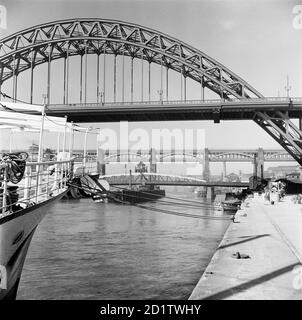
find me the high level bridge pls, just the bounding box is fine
[1,19,302,164]
[85,148,295,180]
[98,148,295,163]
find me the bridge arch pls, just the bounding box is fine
[210,152,255,161]
[0,18,263,101]
[105,151,150,162]
[160,151,201,162]
[1,19,302,164]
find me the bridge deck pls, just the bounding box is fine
[46,98,302,122]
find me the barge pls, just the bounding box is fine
[111,186,166,203]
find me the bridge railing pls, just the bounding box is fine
[48,97,302,109]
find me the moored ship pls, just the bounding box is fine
[109,161,166,203]
[0,101,75,300]
[111,185,166,203]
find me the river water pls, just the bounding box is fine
[17,187,230,300]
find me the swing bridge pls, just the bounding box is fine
[99,173,249,188]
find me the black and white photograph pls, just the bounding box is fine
[0,0,301,312]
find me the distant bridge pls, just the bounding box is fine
[94,148,295,163]
[74,147,296,181]
[100,173,249,188]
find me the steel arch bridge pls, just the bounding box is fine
[103,150,203,163]
[0,18,262,100]
[1,18,302,164]
[96,148,294,163]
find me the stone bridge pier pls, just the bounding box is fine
[149,148,157,174]
[97,148,106,175]
[256,148,264,180]
[202,148,213,199]
[202,148,210,181]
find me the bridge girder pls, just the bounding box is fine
[254,111,302,164]
[103,150,203,162]
[100,173,248,187]
[208,151,255,162]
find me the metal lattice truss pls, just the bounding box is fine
[105,152,150,163]
[254,111,302,164]
[208,149,294,162]
[101,148,294,163]
[104,151,202,163]
[208,151,255,162]
[263,149,295,161]
[0,18,262,99]
[100,172,206,185]
[100,173,248,187]
[0,18,302,163]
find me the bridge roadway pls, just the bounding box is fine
[46,97,302,122]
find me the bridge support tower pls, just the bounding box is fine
[202,148,212,199]
[202,148,210,181]
[253,154,257,178]
[257,148,264,180]
[222,162,227,181]
[97,148,106,176]
[149,148,157,190]
[149,148,157,174]
[206,187,215,200]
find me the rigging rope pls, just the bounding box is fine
[110,195,231,221]
[0,152,28,184]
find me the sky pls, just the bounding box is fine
[0,0,301,174]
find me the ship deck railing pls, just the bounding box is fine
[0,158,74,218]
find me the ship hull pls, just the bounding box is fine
[0,191,67,300]
[112,189,166,203]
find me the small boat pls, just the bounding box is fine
[214,202,223,211]
[213,194,226,211]
[221,200,241,213]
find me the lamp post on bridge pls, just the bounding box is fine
[99,91,104,106]
[83,126,92,168]
[284,75,292,98]
[157,89,163,104]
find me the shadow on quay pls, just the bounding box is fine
[201,262,301,300]
[218,234,271,250]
